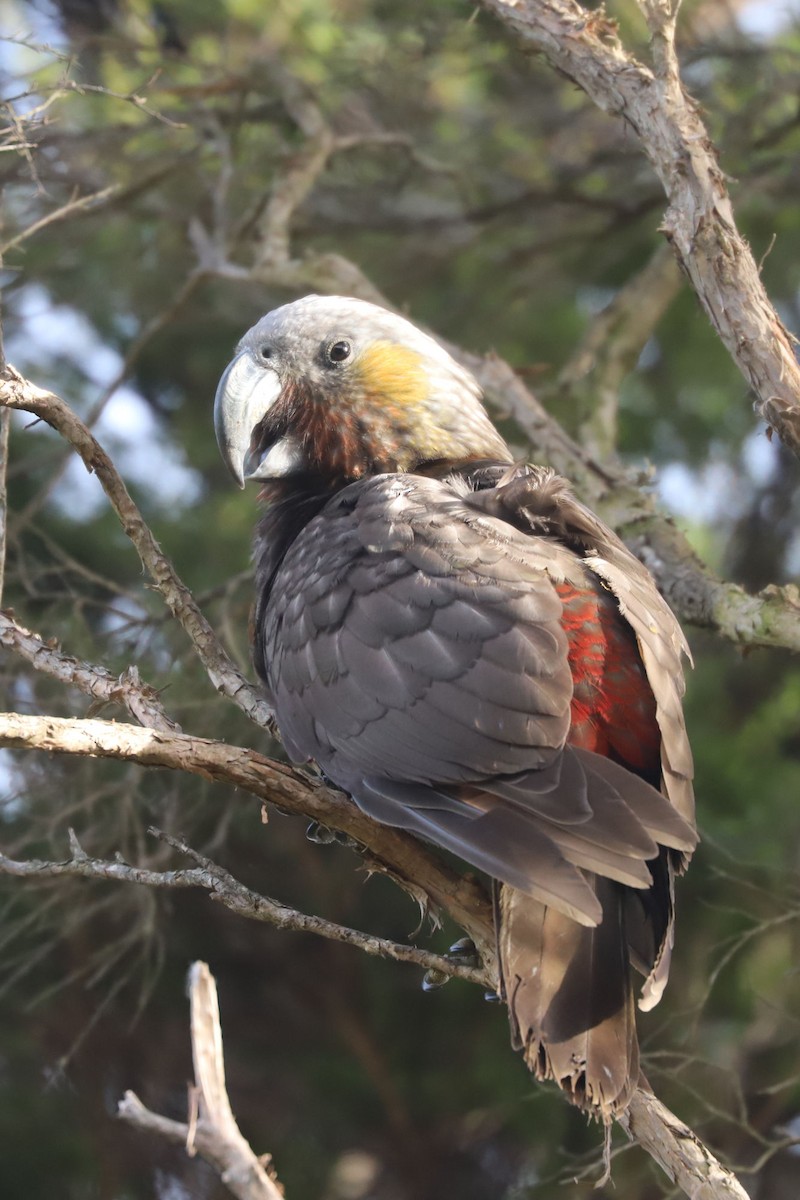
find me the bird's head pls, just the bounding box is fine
[214,295,511,488]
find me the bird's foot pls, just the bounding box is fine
[421,937,480,991]
[305,821,364,851]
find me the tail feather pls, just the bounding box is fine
[497,877,639,1119]
[625,847,678,1011]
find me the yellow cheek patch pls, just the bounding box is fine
[355,341,429,410]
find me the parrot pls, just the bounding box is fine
[213,294,697,1118]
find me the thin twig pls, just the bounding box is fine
[0,826,488,986]
[0,368,274,730]
[0,185,120,257]
[61,75,187,130]
[0,611,180,732]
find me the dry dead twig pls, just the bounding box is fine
[0,823,489,986]
[0,611,180,732]
[118,962,285,1200]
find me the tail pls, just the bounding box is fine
[496,876,639,1119]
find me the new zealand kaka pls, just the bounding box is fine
[214,295,697,1118]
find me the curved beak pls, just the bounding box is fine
[214,352,282,488]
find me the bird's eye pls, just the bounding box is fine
[327,340,351,364]
[259,346,273,361]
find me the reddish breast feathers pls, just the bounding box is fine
[555,581,661,775]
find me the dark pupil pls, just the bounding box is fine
[329,340,351,363]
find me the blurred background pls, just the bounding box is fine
[1,0,800,1196]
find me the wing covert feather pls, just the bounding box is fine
[265,474,574,787]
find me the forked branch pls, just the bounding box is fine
[118,962,285,1200]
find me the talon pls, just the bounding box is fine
[421,968,450,992]
[305,821,337,845]
[446,937,479,967]
[483,990,502,1003]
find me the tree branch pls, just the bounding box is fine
[0,825,489,986]
[0,707,762,1195]
[0,367,274,730]
[0,611,181,732]
[549,243,682,458]
[0,184,121,257]
[630,525,800,650]
[621,1090,750,1200]
[118,962,285,1200]
[0,711,496,967]
[480,0,800,458]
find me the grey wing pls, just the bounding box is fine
[466,466,696,1007]
[265,474,573,784]
[468,466,695,831]
[263,474,694,926]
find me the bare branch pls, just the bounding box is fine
[480,0,800,458]
[0,611,180,732]
[60,75,188,130]
[0,184,120,257]
[630,528,800,651]
[0,825,489,986]
[621,1089,750,1200]
[0,711,496,965]
[118,963,284,1200]
[0,367,274,730]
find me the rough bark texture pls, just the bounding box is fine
[481,0,800,458]
[622,1089,750,1200]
